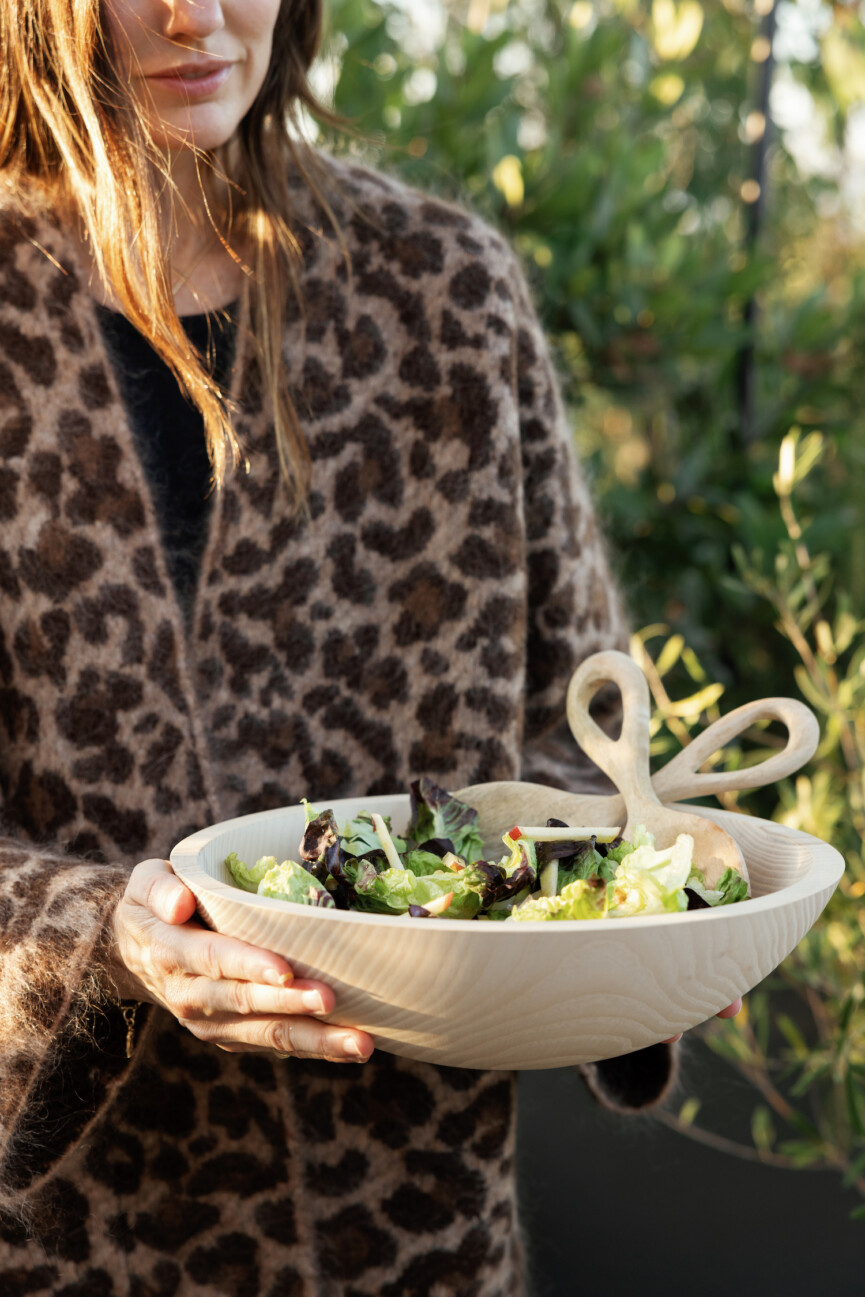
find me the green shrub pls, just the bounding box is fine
[643,434,865,1209]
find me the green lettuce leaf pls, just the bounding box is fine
[340,810,407,858]
[608,831,693,916]
[510,877,611,922]
[716,867,749,904]
[403,849,450,877]
[225,852,278,894]
[257,858,334,907]
[500,832,538,879]
[686,866,749,907]
[604,826,651,865]
[346,862,481,919]
[558,844,617,889]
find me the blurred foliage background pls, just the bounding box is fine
[311,0,865,1210]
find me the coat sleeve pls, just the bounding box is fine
[507,246,679,1113]
[0,833,147,1213]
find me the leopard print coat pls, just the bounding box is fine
[0,153,677,1296]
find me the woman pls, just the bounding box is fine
[0,0,739,1292]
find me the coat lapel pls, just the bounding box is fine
[0,211,218,863]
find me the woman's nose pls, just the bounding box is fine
[161,0,226,40]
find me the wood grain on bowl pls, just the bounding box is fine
[170,795,843,1071]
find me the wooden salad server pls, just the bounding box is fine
[457,650,819,890]
[566,650,749,887]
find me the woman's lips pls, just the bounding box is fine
[145,63,234,99]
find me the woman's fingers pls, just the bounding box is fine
[125,858,294,987]
[117,857,374,1063]
[716,998,743,1020]
[143,917,297,988]
[126,858,198,925]
[664,997,744,1043]
[186,1012,375,1062]
[170,976,336,1021]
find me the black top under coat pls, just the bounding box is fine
[95,302,238,626]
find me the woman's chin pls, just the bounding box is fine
[148,106,242,156]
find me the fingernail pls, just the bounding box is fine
[262,969,293,987]
[341,1035,366,1059]
[302,991,325,1012]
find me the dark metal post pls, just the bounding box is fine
[735,1,778,447]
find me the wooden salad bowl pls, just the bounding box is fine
[172,760,843,1070]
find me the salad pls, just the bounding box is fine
[224,778,748,921]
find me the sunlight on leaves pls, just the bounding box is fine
[650,72,686,104]
[492,154,525,206]
[651,0,704,61]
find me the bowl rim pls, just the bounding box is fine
[170,793,845,933]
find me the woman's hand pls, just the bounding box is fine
[109,858,374,1064]
[663,998,743,1045]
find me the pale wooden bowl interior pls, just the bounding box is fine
[170,794,844,1071]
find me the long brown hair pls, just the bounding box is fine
[0,0,361,508]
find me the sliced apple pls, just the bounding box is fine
[423,891,454,916]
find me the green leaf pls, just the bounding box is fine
[834,608,860,655]
[257,859,335,908]
[706,1030,757,1066]
[225,852,277,893]
[846,1072,865,1138]
[751,1106,776,1154]
[678,1097,701,1127]
[776,1014,809,1058]
[403,849,451,877]
[345,861,482,920]
[839,995,856,1037]
[655,634,685,677]
[778,1139,826,1169]
[793,431,825,487]
[793,666,831,714]
[665,683,725,717]
[680,646,708,683]
[340,811,407,859]
[842,1150,865,1190]
[787,1109,820,1139]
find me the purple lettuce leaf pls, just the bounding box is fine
[407,777,485,864]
